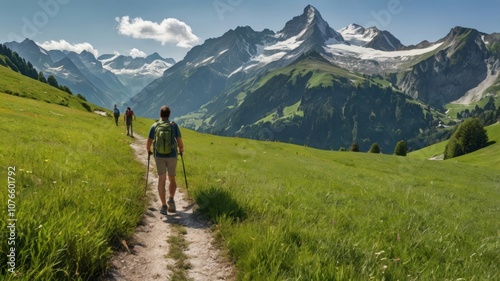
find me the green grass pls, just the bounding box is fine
[445,96,498,120]
[0,93,146,280]
[166,225,192,281]
[182,127,500,280]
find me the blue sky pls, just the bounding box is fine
[1,0,499,61]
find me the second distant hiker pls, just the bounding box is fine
[124,107,136,137]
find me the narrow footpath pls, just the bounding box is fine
[104,134,235,280]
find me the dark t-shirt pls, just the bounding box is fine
[148,120,182,158]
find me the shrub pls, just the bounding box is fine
[350,142,360,152]
[81,102,92,112]
[394,140,407,156]
[77,93,87,101]
[444,118,488,159]
[368,143,381,153]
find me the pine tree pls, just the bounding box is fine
[47,75,59,88]
[394,140,407,156]
[38,71,47,83]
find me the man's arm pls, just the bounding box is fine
[177,138,184,154]
[146,138,153,155]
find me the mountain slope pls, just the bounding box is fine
[397,27,493,107]
[186,52,434,152]
[0,61,99,111]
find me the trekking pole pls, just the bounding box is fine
[180,152,188,190]
[145,153,151,193]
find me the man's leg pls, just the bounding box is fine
[167,175,177,212]
[168,175,177,198]
[158,173,167,206]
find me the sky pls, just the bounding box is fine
[1,0,500,62]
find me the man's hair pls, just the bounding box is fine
[160,106,171,118]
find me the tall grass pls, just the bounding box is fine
[181,127,500,280]
[0,94,145,280]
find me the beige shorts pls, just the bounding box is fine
[155,156,177,176]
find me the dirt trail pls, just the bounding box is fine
[103,134,235,281]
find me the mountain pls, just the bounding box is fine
[2,39,175,108]
[195,52,434,151]
[128,5,347,118]
[98,52,175,96]
[46,56,109,105]
[396,27,497,107]
[4,39,53,71]
[126,5,499,151]
[127,26,277,117]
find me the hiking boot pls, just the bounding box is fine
[160,205,168,215]
[167,197,176,213]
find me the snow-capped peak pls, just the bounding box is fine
[339,24,380,46]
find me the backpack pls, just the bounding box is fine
[114,108,120,115]
[154,121,174,154]
[125,110,134,122]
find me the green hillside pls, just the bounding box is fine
[409,122,500,168]
[0,64,103,113]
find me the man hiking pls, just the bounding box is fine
[124,107,135,137]
[113,104,120,126]
[146,106,184,215]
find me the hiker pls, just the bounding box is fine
[123,107,135,136]
[146,106,184,215]
[113,104,120,126]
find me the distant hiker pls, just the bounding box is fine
[146,105,184,215]
[113,104,120,126]
[124,107,135,137]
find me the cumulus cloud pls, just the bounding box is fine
[129,48,147,58]
[37,39,99,57]
[116,16,200,48]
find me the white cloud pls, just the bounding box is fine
[129,48,146,58]
[115,16,200,48]
[37,39,99,57]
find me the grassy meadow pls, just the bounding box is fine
[0,93,146,280]
[182,126,500,280]
[1,66,499,280]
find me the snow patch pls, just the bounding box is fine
[324,42,443,60]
